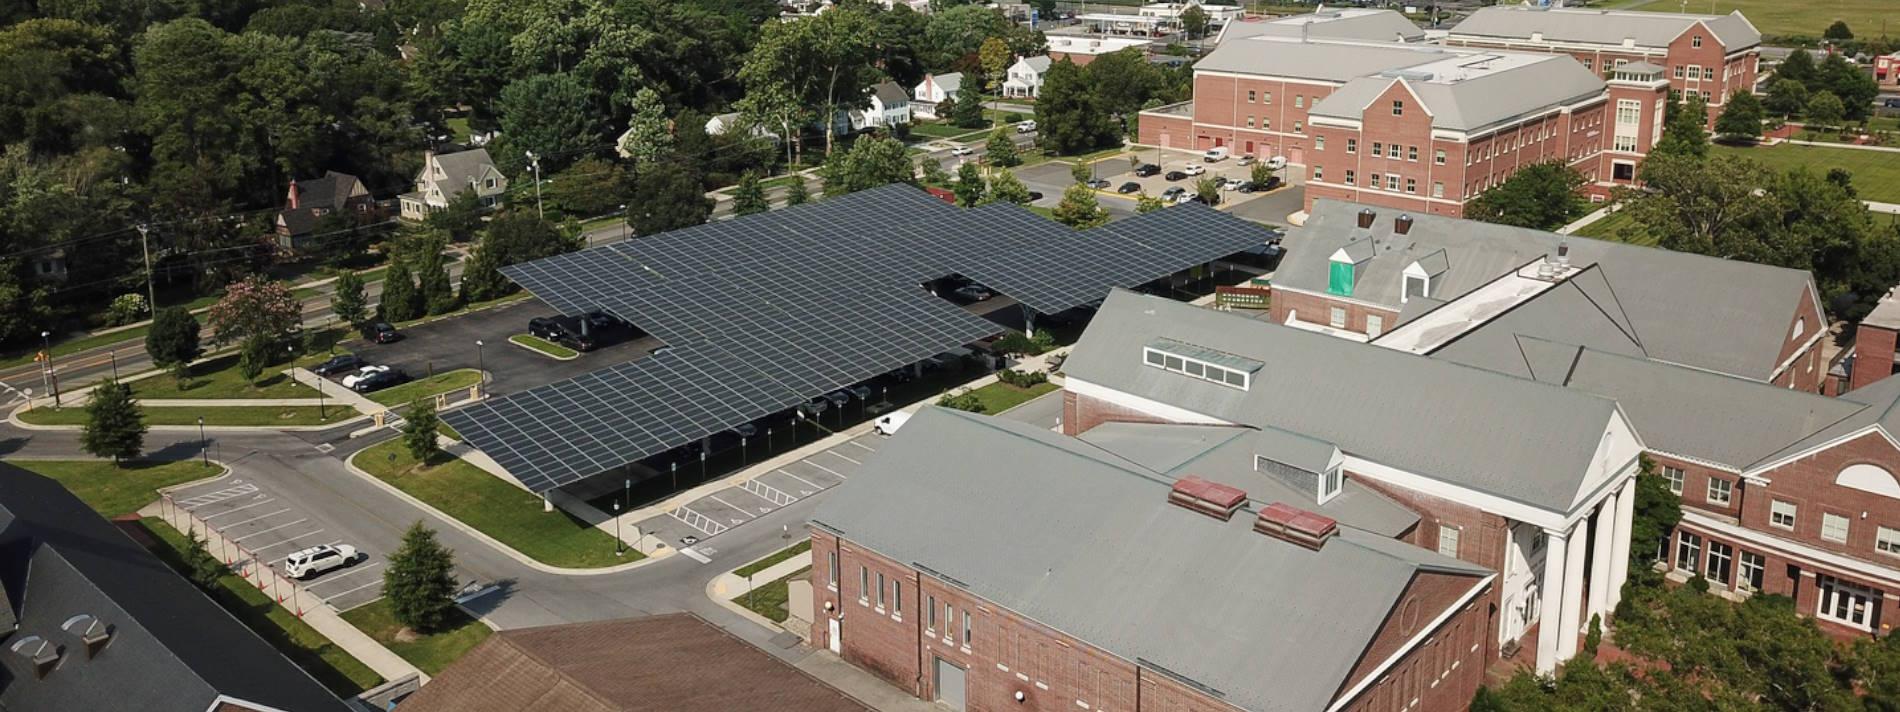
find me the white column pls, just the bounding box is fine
[1535,527,1568,674]
[1588,495,1617,624]
[1556,522,1589,663]
[1608,481,1635,609]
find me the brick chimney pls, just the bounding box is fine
[1254,502,1337,550]
[286,179,300,210]
[1851,322,1899,392]
[1169,476,1247,521]
[1394,214,1413,235]
[1356,208,1376,229]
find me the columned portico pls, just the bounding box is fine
[1535,526,1570,674]
[1608,481,1634,609]
[1533,482,1635,673]
[1587,489,1619,624]
[1556,521,1589,661]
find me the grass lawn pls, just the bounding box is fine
[911,122,990,140]
[1712,142,1900,204]
[131,354,320,400]
[20,405,352,428]
[1025,205,1057,220]
[508,334,576,359]
[367,369,483,407]
[139,519,383,695]
[446,116,471,144]
[731,566,811,623]
[735,540,811,578]
[354,439,633,568]
[9,459,223,518]
[758,174,807,191]
[340,598,491,676]
[390,292,531,330]
[967,381,1059,414]
[1608,0,1889,38]
[0,323,153,370]
[1570,208,1657,246]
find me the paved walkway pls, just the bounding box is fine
[1558,204,1616,235]
[1868,201,1900,216]
[1784,138,1900,154]
[710,552,811,598]
[286,367,383,415]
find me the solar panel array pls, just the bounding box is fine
[445,184,1275,492]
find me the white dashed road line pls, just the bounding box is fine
[231,518,310,543]
[217,508,294,529]
[803,459,849,480]
[825,450,862,466]
[200,498,277,519]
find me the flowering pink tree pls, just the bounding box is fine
[205,275,301,346]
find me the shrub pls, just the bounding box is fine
[936,391,986,413]
[105,293,148,326]
[997,369,1049,388]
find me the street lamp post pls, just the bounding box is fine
[613,502,624,557]
[475,340,486,398]
[39,330,57,407]
[524,151,545,219]
[197,416,209,466]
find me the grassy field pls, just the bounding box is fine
[19,405,351,428]
[354,439,633,568]
[968,381,1059,414]
[367,369,483,407]
[735,540,811,578]
[508,334,576,359]
[910,121,986,140]
[731,566,811,623]
[1606,0,1890,38]
[1571,208,1658,245]
[140,519,384,695]
[341,598,491,676]
[131,353,320,400]
[1712,142,1900,204]
[9,459,223,518]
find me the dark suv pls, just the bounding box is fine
[360,322,401,344]
[1133,163,1161,177]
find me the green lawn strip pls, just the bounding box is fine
[735,540,811,578]
[731,566,811,623]
[1612,0,1889,38]
[139,519,383,695]
[9,459,223,518]
[340,598,490,676]
[436,423,462,441]
[367,369,483,407]
[390,292,532,330]
[968,381,1059,414]
[910,122,987,139]
[1711,142,1900,204]
[132,353,320,400]
[1570,209,1657,246]
[446,116,471,144]
[1025,205,1056,220]
[20,405,351,428]
[508,334,576,359]
[355,439,634,568]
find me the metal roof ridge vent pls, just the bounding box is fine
[1254,502,1338,550]
[1168,475,1247,521]
[10,635,57,679]
[1394,214,1414,235]
[60,614,110,659]
[1356,208,1377,229]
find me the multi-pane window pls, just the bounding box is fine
[1313,166,1323,181]
[1142,347,1251,390]
[1246,116,1255,129]
[1315,136,1325,151]
[1437,526,1461,557]
[1372,142,1383,156]
[1386,175,1400,191]
[1329,306,1347,328]
[1434,149,1446,165]
[1247,89,1257,103]
[1393,100,1404,116]
[1293,121,1303,133]
[1770,500,1797,529]
[1706,477,1732,507]
[1344,169,1355,185]
[1738,551,1765,592]
[1706,541,1733,585]
[927,594,938,630]
[1295,95,1304,108]
[1674,65,1686,78]
[1823,513,1851,543]
[1369,173,1381,190]
[1701,67,1713,80]
[1346,138,1357,153]
[1675,531,1701,574]
[1879,527,1900,556]
[1662,465,1685,495]
[1692,35,1702,48]
[1405,178,1417,194]
[1407,146,1418,162]
[1263,91,1272,104]
[1431,181,1444,198]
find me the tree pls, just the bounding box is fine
[379,259,423,323]
[950,76,986,129]
[738,6,880,157]
[542,157,634,220]
[953,162,986,206]
[1052,183,1108,228]
[983,169,1033,205]
[784,174,810,206]
[1806,90,1845,132]
[820,136,915,196]
[920,158,951,186]
[979,37,1012,91]
[630,155,714,235]
[1651,92,1708,159]
[1194,177,1221,205]
[984,128,1021,167]
[498,72,603,173]
[936,390,986,413]
[1250,162,1274,187]
[1465,162,1588,230]
[146,307,202,388]
[1818,53,1878,121]
[417,249,458,315]
[237,334,270,384]
[1036,59,1117,155]
[617,87,673,167]
[1776,48,1817,89]
[404,397,442,462]
[462,212,576,303]
[1626,455,1680,569]
[1763,77,1809,118]
[427,189,486,244]
[1713,90,1765,143]
[1136,193,1166,214]
[80,379,143,464]
[1179,5,1209,40]
[331,270,367,327]
[732,172,769,216]
[183,530,224,589]
[383,522,458,633]
[1823,20,1853,41]
[205,275,299,347]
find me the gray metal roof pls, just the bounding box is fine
[870,81,908,106]
[1195,37,1450,83]
[1064,289,1623,512]
[428,148,499,195]
[1220,9,1425,44]
[1308,54,1605,132]
[1748,376,1900,471]
[814,407,1484,712]
[1446,6,1760,51]
[1284,200,1818,382]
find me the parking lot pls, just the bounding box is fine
[170,476,400,612]
[348,299,660,398]
[632,431,879,558]
[1098,148,1296,208]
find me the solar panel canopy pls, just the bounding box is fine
[445,184,1274,492]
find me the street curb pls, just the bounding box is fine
[6,402,372,433]
[505,335,578,361]
[339,448,666,577]
[705,548,808,634]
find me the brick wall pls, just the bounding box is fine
[1265,287,1401,338]
[1062,390,1174,437]
[1747,432,1900,564]
[1671,521,1900,638]
[1338,574,1493,712]
[1137,111,1195,150]
[1852,323,1897,393]
[1649,454,1742,520]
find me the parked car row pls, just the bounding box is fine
[312,354,410,393]
[528,314,604,352]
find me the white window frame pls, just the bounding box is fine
[1675,530,1701,574]
[1437,526,1461,558]
[1706,477,1732,507]
[1365,313,1383,339]
[1770,500,1797,530]
[1822,513,1851,543]
[1817,574,1875,630]
[1662,465,1685,495]
[1141,346,1251,391]
[1738,551,1765,592]
[1705,540,1733,585]
[1329,306,1347,329]
[1879,526,1900,557]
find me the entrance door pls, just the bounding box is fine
[1290,147,1304,166]
[828,617,841,654]
[1214,136,1225,148]
[1244,140,1255,156]
[935,657,967,711]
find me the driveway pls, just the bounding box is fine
[633,431,880,556]
[345,299,660,398]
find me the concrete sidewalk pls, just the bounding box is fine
[287,367,383,415]
[710,552,812,598]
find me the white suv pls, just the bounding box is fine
[284,544,360,580]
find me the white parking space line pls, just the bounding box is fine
[776,469,824,493]
[680,547,713,564]
[179,483,259,509]
[319,578,385,603]
[707,495,753,524]
[743,479,798,507]
[200,498,277,520]
[848,440,878,452]
[231,518,310,543]
[305,563,384,590]
[247,531,326,554]
[803,459,849,480]
[668,506,728,536]
[217,508,294,529]
[825,450,863,466]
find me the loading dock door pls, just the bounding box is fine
[935,657,967,711]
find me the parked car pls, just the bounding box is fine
[873,411,912,436]
[1265,156,1288,170]
[1175,191,1198,205]
[1203,147,1230,162]
[1086,178,1110,189]
[953,284,995,302]
[284,544,360,580]
[1182,164,1206,177]
[849,384,874,401]
[949,146,974,156]
[1885,97,1900,109]
[1133,163,1161,177]
[1193,191,1221,206]
[1016,120,1037,133]
[1164,170,1187,182]
[1027,191,1044,201]
[1160,186,1186,202]
[349,368,407,393]
[583,310,620,330]
[528,317,563,340]
[801,395,830,415]
[729,422,759,438]
[1261,176,1284,191]
[360,322,401,344]
[1117,181,1141,194]
[1237,154,1257,166]
[312,354,365,377]
[1221,177,1246,191]
[558,329,597,352]
[340,365,389,389]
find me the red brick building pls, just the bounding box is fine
[1443,6,1762,126]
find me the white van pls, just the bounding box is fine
[874,411,912,436]
[1203,147,1230,162]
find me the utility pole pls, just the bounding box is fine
[137,224,157,314]
[524,151,544,219]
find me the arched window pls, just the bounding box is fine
[1837,463,1900,499]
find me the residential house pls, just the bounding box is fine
[0,462,350,712]
[912,72,963,119]
[853,81,912,131]
[275,170,377,252]
[398,148,506,221]
[1002,56,1052,99]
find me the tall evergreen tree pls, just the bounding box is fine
[1651,93,1709,159]
[403,397,442,462]
[629,155,714,235]
[237,334,269,384]
[146,307,202,389]
[784,174,810,206]
[949,77,986,129]
[417,250,457,315]
[953,162,986,206]
[331,270,367,327]
[183,530,224,589]
[732,172,769,216]
[1713,90,1765,143]
[984,127,1020,167]
[378,259,423,322]
[1036,59,1117,155]
[383,522,458,632]
[80,379,144,465]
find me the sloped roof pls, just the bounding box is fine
[870,81,908,106]
[813,407,1486,712]
[1220,8,1425,43]
[291,171,361,211]
[426,148,499,196]
[1063,289,1622,512]
[1447,6,1760,51]
[1309,53,1605,132]
[1748,376,1900,471]
[1196,37,1449,82]
[1019,55,1053,72]
[915,72,963,98]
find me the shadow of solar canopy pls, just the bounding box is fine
[443,184,1274,492]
